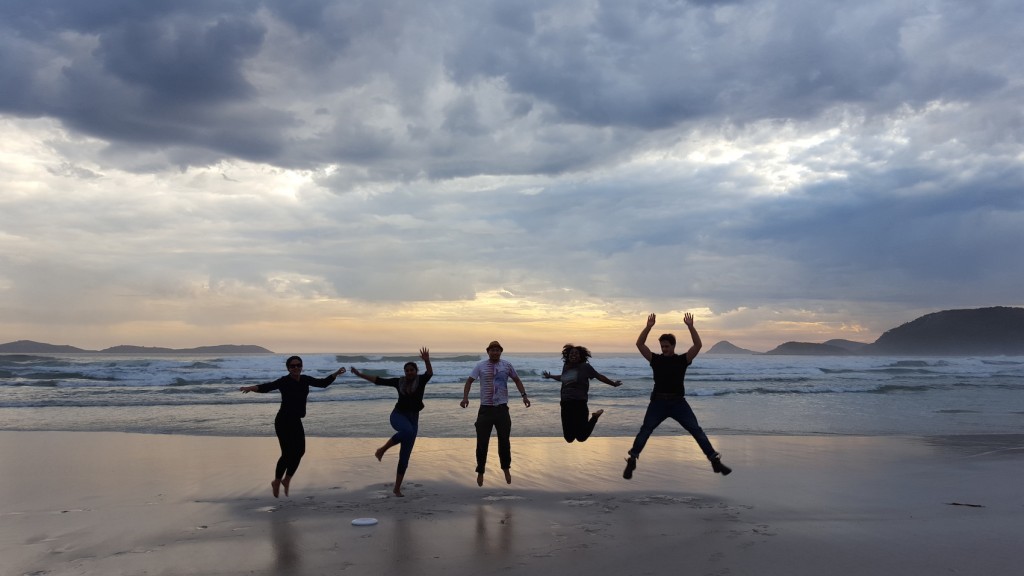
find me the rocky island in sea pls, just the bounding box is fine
[709,306,1024,356]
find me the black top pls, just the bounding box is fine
[376,373,433,413]
[256,374,337,418]
[649,353,690,398]
[558,362,600,401]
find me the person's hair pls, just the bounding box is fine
[658,334,676,346]
[403,361,418,372]
[561,343,592,363]
[285,355,303,367]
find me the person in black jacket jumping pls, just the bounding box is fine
[240,356,346,497]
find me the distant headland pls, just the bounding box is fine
[709,306,1024,356]
[4,306,1023,357]
[0,341,272,354]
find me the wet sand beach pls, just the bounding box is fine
[2,431,1021,575]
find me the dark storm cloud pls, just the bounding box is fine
[0,0,291,163]
[93,17,263,105]
[2,0,1020,177]
[445,0,1017,131]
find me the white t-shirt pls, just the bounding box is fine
[470,359,519,406]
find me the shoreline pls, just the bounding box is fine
[3,432,1022,575]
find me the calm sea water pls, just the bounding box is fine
[1,352,1022,438]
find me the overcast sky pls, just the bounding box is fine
[1,0,1021,353]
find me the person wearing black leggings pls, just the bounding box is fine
[240,356,346,497]
[541,344,622,443]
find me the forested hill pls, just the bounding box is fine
[865,307,1024,355]
[0,340,272,354]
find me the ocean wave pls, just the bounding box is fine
[0,354,53,362]
[1,380,61,387]
[887,360,950,367]
[0,356,77,368]
[874,368,942,375]
[866,384,933,393]
[514,368,547,377]
[13,371,118,382]
[163,381,235,391]
[819,367,939,375]
[689,375,812,383]
[688,382,937,396]
[951,380,1024,391]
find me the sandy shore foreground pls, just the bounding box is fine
[2,431,1021,576]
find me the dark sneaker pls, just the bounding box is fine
[711,454,732,476]
[623,456,637,479]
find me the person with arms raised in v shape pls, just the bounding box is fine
[623,313,732,480]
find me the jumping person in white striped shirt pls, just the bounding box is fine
[460,341,531,486]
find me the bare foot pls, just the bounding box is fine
[393,487,404,497]
[476,473,484,487]
[271,479,281,498]
[503,469,512,484]
[591,409,604,420]
[375,446,386,461]
[281,476,291,497]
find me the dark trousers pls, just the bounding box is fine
[474,404,512,473]
[628,397,716,460]
[389,409,420,475]
[274,414,306,479]
[560,400,598,443]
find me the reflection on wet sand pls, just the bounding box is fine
[270,509,299,572]
[475,503,513,558]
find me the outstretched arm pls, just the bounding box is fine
[311,367,347,388]
[683,312,702,362]
[541,370,562,382]
[636,313,656,362]
[350,366,377,384]
[240,378,280,393]
[420,347,433,377]
[594,372,623,387]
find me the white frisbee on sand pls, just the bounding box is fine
[351,518,379,526]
